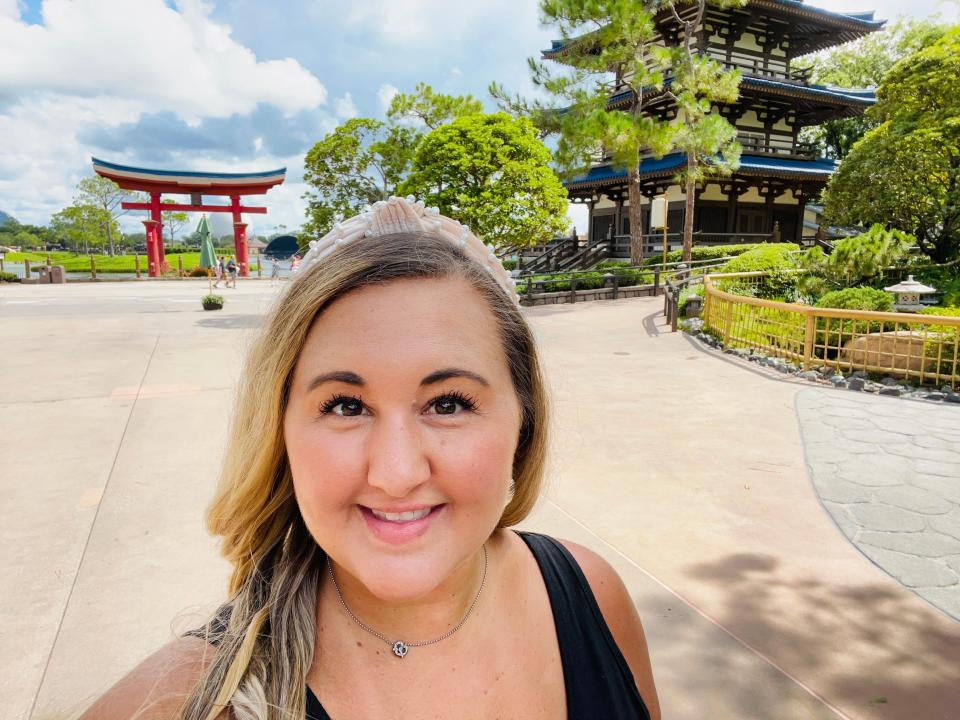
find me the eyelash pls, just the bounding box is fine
[318,390,479,417]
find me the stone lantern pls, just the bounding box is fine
[883,275,937,312]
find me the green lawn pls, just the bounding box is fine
[6,251,258,273]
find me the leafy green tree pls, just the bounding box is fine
[387,82,483,130]
[507,0,741,263]
[302,86,485,239]
[400,113,569,250]
[75,175,144,256]
[51,204,117,253]
[823,29,960,263]
[797,224,914,298]
[521,0,674,264]
[161,199,189,245]
[302,118,419,238]
[661,0,743,262]
[797,18,947,159]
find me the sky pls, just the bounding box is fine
[0,0,957,238]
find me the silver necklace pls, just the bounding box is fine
[327,545,488,659]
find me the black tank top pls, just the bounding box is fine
[191,531,651,719]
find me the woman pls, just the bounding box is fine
[80,198,660,720]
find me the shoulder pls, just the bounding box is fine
[78,636,229,720]
[557,539,662,720]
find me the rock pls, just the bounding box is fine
[799,370,821,381]
[775,364,792,374]
[848,378,865,391]
[851,370,869,380]
[830,376,847,387]
[923,392,944,401]
[881,376,900,386]
[843,331,940,375]
[879,387,902,397]
[821,367,836,378]
[946,393,960,404]
[863,382,881,393]
[940,385,955,394]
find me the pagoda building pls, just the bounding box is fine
[544,0,884,255]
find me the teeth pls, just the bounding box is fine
[371,507,433,523]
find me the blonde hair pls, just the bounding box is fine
[181,232,550,720]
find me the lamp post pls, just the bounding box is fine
[884,275,938,312]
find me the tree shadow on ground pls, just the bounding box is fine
[678,552,960,719]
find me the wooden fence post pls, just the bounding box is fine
[653,268,660,296]
[178,255,184,278]
[257,250,262,278]
[90,255,97,279]
[803,309,816,369]
[24,259,31,279]
[135,254,141,278]
[569,272,578,304]
[723,299,734,345]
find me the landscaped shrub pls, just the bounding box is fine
[814,287,895,312]
[912,266,960,307]
[648,243,797,266]
[918,305,960,317]
[501,259,517,271]
[678,283,705,314]
[913,307,960,381]
[718,244,800,299]
[0,271,20,282]
[188,266,213,277]
[813,287,896,360]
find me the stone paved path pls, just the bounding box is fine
[797,388,960,620]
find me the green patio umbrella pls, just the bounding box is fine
[198,215,216,268]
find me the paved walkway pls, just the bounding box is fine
[2,280,959,720]
[797,389,960,620]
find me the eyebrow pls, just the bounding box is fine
[305,368,490,392]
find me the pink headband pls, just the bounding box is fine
[294,196,520,305]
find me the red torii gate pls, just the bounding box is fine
[92,157,286,278]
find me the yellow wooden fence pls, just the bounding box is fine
[702,272,960,386]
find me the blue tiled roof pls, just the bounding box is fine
[545,1,883,57]
[607,77,874,109]
[565,153,837,188]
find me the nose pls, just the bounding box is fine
[365,412,431,498]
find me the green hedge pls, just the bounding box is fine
[815,287,895,312]
[516,268,653,294]
[647,243,796,266]
[717,244,801,300]
[0,271,20,283]
[918,305,960,317]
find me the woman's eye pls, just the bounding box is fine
[320,395,364,417]
[429,393,477,416]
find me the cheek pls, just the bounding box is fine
[432,429,516,503]
[285,421,366,511]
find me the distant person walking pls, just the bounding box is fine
[290,254,301,274]
[269,256,282,283]
[226,256,238,288]
[212,256,225,288]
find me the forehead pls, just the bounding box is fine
[294,276,507,382]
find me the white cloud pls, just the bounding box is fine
[0,0,21,20]
[450,66,463,76]
[0,0,329,226]
[377,83,399,113]
[0,0,327,122]
[344,0,542,49]
[334,91,358,120]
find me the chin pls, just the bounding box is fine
[349,547,456,603]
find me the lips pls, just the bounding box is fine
[360,504,445,544]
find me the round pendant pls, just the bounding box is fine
[392,641,408,658]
